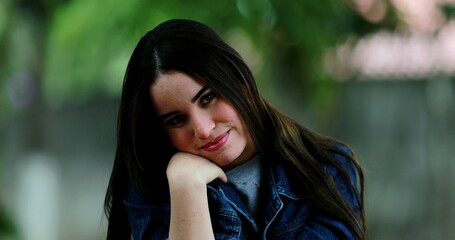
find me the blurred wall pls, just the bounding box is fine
[2,97,118,240]
[328,78,455,239]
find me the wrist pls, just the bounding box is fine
[168,174,207,191]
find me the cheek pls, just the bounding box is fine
[219,103,246,131]
[167,130,192,151]
[216,101,242,122]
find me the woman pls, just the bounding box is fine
[104,19,365,239]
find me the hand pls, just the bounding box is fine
[166,152,228,186]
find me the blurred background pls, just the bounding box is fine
[1,0,454,239]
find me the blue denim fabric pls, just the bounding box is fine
[123,149,360,240]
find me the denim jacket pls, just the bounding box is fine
[123,150,360,240]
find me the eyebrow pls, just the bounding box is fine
[158,86,209,121]
[191,86,209,103]
[158,111,180,121]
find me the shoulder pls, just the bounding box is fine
[324,144,361,214]
[324,144,357,182]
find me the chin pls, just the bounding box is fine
[212,158,235,167]
[216,154,244,169]
[209,154,235,166]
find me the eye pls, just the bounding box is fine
[200,91,217,106]
[165,115,186,127]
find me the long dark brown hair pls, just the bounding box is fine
[104,19,365,239]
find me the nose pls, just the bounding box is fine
[192,112,215,139]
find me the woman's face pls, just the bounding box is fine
[150,71,256,170]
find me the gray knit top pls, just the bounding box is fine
[226,155,264,219]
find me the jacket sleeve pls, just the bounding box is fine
[122,186,170,240]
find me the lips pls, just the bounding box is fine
[200,131,230,152]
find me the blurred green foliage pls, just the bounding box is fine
[43,0,244,106]
[442,4,455,20]
[0,0,388,123]
[0,206,17,239]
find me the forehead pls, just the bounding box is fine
[151,71,203,93]
[150,72,204,109]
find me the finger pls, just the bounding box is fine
[217,170,228,183]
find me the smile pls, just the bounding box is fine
[200,131,230,152]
